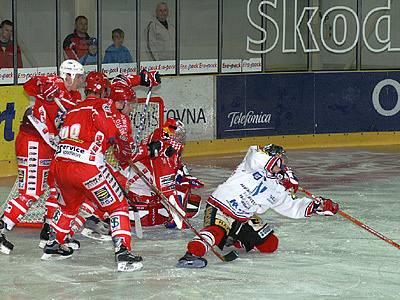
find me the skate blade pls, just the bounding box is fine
[38,240,47,249]
[0,244,11,255]
[81,228,112,241]
[41,252,73,261]
[117,261,143,272]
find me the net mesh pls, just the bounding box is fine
[1,97,164,226]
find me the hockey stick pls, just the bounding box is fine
[299,187,400,250]
[135,86,153,148]
[129,163,239,262]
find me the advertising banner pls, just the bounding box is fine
[136,75,215,141]
[0,86,29,161]
[217,72,400,138]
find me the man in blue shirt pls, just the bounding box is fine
[103,28,133,64]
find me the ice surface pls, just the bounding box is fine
[0,146,399,299]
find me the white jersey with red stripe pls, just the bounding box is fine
[208,146,314,221]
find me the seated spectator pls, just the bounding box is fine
[103,28,133,64]
[63,15,90,60]
[80,37,98,65]
[0,20,22,68]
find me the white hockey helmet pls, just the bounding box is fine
[59,59,84,80]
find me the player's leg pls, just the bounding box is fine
[228,215,279,253]
[41,160,85,260]
[177,204,233,268]
[84,165,142,272]
[0,132,54,254]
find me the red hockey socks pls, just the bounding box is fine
[44,187,59,222]
[51,209,76,244]
[255,233,279,253]
[187,226,225,257]
[110,210,132,251]
[3,195,37,230]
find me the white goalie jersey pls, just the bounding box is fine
[207,146,314,221]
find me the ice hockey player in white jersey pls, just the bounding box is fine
[177,144,339,268]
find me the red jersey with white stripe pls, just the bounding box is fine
[56,95,149,166]
[23,76,82,148]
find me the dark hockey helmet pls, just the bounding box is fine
[262,144,285,157]
[85,71,109,94]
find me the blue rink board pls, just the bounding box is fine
[217,71,400,138]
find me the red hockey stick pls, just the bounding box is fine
[299,187,400,250]
[129,163,238,262]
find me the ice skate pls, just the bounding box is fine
[115,245,143,272]
[41,240,73,261]
[0,219,13,255]
[81,216,111,241]
[176,252,207,268]
[65,237,80,250]
[38,222,51,249]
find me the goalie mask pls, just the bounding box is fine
[163,118,186,143]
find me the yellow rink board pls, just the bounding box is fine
[1,131,400,177]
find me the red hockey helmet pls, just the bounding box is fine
[163,118,186,143]
[85,71,109,94]
[109,82,136,103]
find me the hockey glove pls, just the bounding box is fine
[39,80,61,101]
[279,167,299,193]
[139,69,161,87]
[148,140,162,158]
[313,197,339,216]
[164,145,175,157]
[176,166,204,189]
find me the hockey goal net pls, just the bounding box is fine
[1,96,164,227]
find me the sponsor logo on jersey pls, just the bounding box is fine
[93,185,115,207]
[160,174,174,188]
[17,156,28,166]
[83,173,103,189]
[56,144,86,157]
[18,169,26,190]
[39,159,52,167]
[252,172,262,180]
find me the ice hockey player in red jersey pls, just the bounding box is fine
[177,144,339,268]
[42,73,162,272]
[0,59,85,255]
[126,118,204,228]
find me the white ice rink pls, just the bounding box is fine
[0,146,399,299]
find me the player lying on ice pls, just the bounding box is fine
[0,59,85,255]
[42,72,162,272]
[176,144,339,268]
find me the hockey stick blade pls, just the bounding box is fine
[223,250,239,262]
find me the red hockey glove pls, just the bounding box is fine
[114,135,134,164]
[279,167,299,193]
[313,197,339,216]
[39,80,61,101]
[139,69,161,87]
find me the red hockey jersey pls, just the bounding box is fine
[56,95,149,166]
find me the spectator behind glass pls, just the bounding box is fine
[103,28,133,64]
[79,37,98,65]
[63,15,90,60]
[146,2,175,61]
[0,20,22,68]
